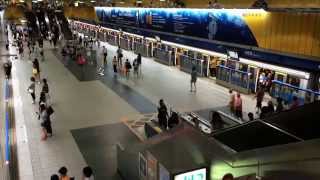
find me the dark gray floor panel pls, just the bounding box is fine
[71,123,140,180]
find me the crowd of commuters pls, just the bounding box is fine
[4,22,97,179]
[50,166,94,180]
[228,85,302,121]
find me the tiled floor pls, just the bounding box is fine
[9,30,262,179]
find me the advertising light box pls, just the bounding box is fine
[174,168,206,180]
[95,7,258,46]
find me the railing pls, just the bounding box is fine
[216,65,256,94]
[271,80,320,104]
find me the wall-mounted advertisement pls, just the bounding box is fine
[95,7,258,46]
[174,168,206,180]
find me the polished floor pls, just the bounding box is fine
[8,32,262,179]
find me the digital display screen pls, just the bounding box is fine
[228,50,238,59]
[174,168,206,180]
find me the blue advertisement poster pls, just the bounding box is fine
[95,7,258,46]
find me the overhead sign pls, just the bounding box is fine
[174,168,206,180]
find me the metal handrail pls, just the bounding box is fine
[272,80,320,95]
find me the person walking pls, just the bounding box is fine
[41,78,50,104]
[125,59,132,79]
[112,56,118,73]
[51,174,59,180]
[254,86,265,114]
[58,166,71,180]
[190,66,198,92]
[133,58,139,78]
[82,166,94,180]
[27,77,36,104]
[32,58,40,83]
[234,92,243,119]
[290,96,300,109]
[137,53,142,74]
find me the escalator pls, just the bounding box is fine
[55,11,73,40]
[36,9,48,37]
[213,101,320,152]
[24,11,39,38]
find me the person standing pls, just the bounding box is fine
[32,58,40,83]
[228,89,235,114]
[38,104,48,140]
[27,77,36,104]
[117,46,123,66]
[137,53,142,75]
[234,92,243,119]
[275,97,284,113]
[190,66,197,92]
[158,99,168,129]
[3,60,12,79]
[48,32,53,46]
[112,56,117,73]
[125,59,132,79]
[102,46,108,66]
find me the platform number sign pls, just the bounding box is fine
[174,168,206,180]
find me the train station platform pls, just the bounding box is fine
[6,30,263,179]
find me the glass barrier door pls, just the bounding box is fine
[274,71,287,82]
[248,65,258,93]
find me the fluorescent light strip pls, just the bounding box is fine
[239,58,310,79]
[161,40,227,58]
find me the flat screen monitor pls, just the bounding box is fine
[174,168,206,180]
[228,50,238,60]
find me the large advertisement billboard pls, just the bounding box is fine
[95,7,258,46]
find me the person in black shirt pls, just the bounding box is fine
[157,99,168,129]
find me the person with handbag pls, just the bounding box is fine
[27,77,36,104]
[38,104,49,140]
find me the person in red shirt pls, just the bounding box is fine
[234,92,243,119]
[290,96,300,109]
